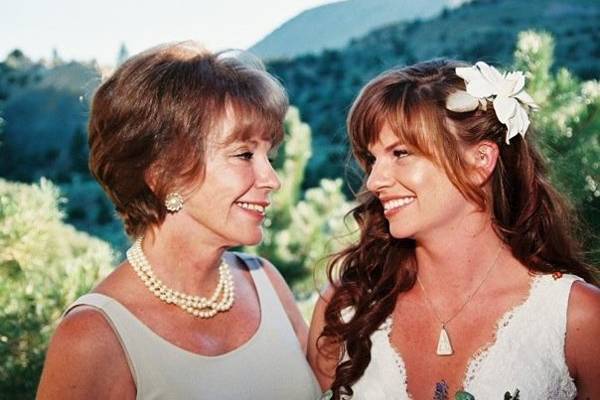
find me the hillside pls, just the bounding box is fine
[266,0,600,189]
[0,57,99,182]
[250,0,452,60]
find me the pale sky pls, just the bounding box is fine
[2,0,338,65]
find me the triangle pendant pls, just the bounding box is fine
[436,326,454,356]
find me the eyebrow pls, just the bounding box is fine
[226,139,258,148]
[377,139,403,153]
[228,138,279,152]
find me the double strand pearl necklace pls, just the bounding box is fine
[126,237,235,319]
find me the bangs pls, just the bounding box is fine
[216,51,288,148]
[349,72,452,171]
[222,93,287,149]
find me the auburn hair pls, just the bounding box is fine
[88,43,288,237]
[320,59,596,398]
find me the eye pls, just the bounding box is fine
[393,149,409,159]
[364,153,376,166]
[235,151,254,160]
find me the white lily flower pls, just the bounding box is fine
[446,90,480,112]
[450,61,539,144]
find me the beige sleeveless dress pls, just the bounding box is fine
[65,253,321,399]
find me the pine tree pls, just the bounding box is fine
[515,31,600,265]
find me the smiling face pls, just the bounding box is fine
[366,124,474,242]
[175,115,281,248]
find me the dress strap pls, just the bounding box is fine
[233,253,297,335]
[64,293,154,389]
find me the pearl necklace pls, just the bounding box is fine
[126,237,235,319]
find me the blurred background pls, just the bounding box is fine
[1,0,599,397]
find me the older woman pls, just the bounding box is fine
[37,43,321,399]
[309,60,600,399]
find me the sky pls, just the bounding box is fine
[2,0,337,65]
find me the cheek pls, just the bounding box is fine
[408,168,428,188]
[207,168,254,198]
[393,163,429,191]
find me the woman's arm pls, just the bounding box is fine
[307,286,340,391]
[565,281,600,399]
[36,307,135,400]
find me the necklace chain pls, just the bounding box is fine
[126,237,235,319]
[417,245,503,327]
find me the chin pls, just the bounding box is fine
[389,225,417,240]
[235,230,263,247]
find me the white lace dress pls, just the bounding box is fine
[340,274,580,399]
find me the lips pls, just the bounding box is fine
[382,196,416,215]
[235,201,268,215]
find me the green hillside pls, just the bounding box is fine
[267,0,600,189]
[0,52,100,182]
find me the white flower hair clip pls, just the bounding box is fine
[446,61,539,144]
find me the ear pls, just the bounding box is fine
[466,141,499,186]
[144,164,164,194]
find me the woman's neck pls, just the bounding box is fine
[413,212,511,295]
[138,219,229,294]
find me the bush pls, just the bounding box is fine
[0,178,114,398]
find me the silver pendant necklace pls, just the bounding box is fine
[416,246,503,356]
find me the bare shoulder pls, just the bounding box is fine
[566,280,600,340]
[308,283,340,391]
[45,306,120,363]
[317,283,337,305]
[37,306,134,399]
[307,283,337,359]
[568,280,600,316]
[309,283,336,326]
[565,279,600,397]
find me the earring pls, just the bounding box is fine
[165,192,184,213]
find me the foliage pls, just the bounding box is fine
[514,31,600,264]
[0,178,114,398]
[245,108,357,294]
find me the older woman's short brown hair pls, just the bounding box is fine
[88,42,288,238]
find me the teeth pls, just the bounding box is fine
[383,197,415,211]
[236,202,266,213]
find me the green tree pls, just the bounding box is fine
[245,107,357,294]
[514,31,600,264]
[68,125,89,175]
[0,178,114,398]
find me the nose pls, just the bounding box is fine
[256,157,281,191]
[366,159,392,195]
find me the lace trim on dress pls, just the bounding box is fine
[461,274,543,387]
[382,316,413,399]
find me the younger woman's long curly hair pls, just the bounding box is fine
[319,59,597,399]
